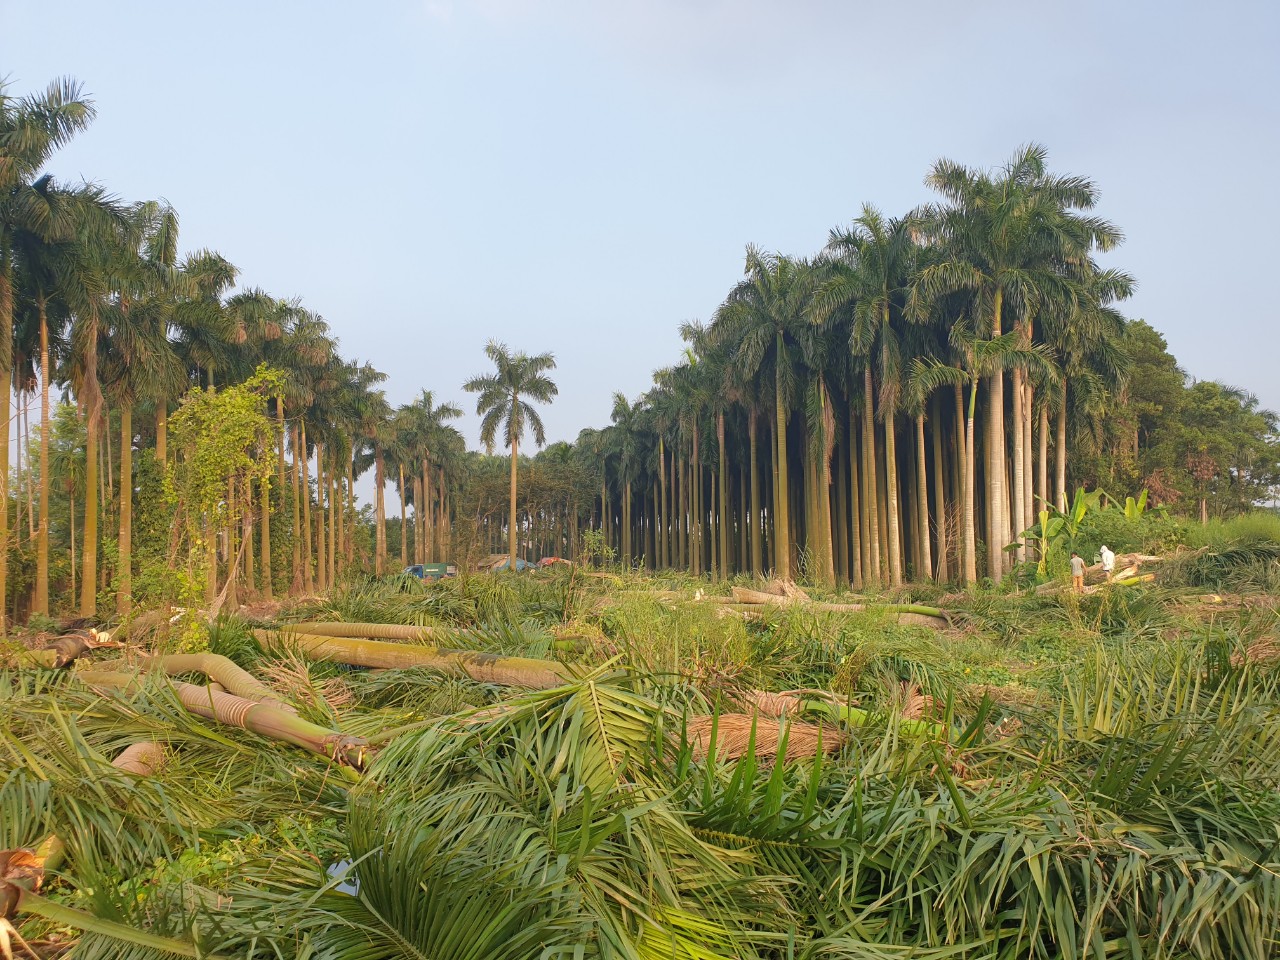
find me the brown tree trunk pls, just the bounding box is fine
[931,396,950,583]
[116,402,133,616]
[862,367,880,586]
[35,298,51,616]
[915,413,933,581]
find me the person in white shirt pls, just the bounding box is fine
[1100,545,1116,581]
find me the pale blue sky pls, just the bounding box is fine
[4,0,1278,460]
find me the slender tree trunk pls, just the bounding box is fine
[931,396,950,583]
[422,458,433,562]
[985,289,1008,581]
[747,409,762,576]
[375,447,386,576]
[327,450,337,587]
[816,381,836,588]
[658,438,668,569]
[1055,394,1068,513]
[717,413,729,580]
[315,441,327,592]
[291,424,302,593]
[399,465,408,568]
[243,476,256,595]
[1037,401,1049,517]
[952,384,965,510]
[1011,366,1026,563]
[691,425,701,576]
[300,424,313,592]
[883,410,903,588]
[508,431,519,569]
[962,377,979,585]
[80,387,99,615]
[774,346,792,580]
[1023,381,1035,535]
[346,452,356,570]
[914,414,933,581]
[70,486,76,602]
[36,299,51,616]
[848,406,864,589]
[862,367,880,586]
[675,459,686,570]
[260,463,273,599]
[116,402,133,616]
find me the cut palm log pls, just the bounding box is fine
[255,629,571,689]
[724,588,949,628]
[76,671,368,770]
[280,621,439,641]
[140,653,297,713]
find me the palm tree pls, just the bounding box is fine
[1,77,97,624]
[98,200,185,616]
[464,341,558,571]
[607,393,643,566]
[717,247,818,581]
[912,327,1058,585]
[915,144,1121,579]
[817,205,920,586]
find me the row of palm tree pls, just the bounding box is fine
[2,77,494,622]
[2,74,1150,615]
[562,146,1132,587]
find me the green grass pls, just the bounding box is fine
[5,567,1280,959]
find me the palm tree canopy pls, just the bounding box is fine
[463,340,558,454]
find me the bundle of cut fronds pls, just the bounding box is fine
[684,713,843,761]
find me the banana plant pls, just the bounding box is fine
[1019,487,1103,575]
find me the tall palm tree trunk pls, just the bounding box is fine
[328,450,338,587]
[931,396,950,583]
[658,438,668,569]
[1055,394,1068,513]
[116,402,133,616]
[1037,400,1049,517]
[962,377,979,585]
[985,290,1008,580]
[80,363,100,616]
[773,346,792,580]
[508,432,518,569]
[747,410,762,575]
[314,442,327,592]
[291,424,302,593]
[717,413,730,580]
[422,459,433,562]
[300,424,313,593]
[399,465,408,568]
[848,407,864,589]
[36,298,51,616]
[1011,367,1027,563]
[914,414,933,581]
[374,447,386,576]
[883,409,903,587]
[862,367,880,586]
[260,465,272,599]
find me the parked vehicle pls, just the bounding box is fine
[402,563,456,580]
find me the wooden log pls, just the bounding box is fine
[255,629,571,689]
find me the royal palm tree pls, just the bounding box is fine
[915,144,1122,579]
[1,77,97,624]
[717,247,818,581]
[464,341,558,571]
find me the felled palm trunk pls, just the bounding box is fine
[77,671,367,769]
[255,629,569,688]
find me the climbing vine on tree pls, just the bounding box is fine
[167,366,283,624]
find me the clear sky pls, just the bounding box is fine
[4,0,1278,461]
